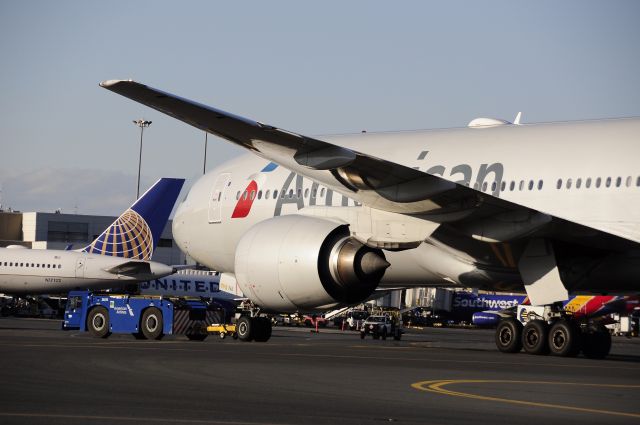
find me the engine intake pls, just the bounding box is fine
[234,215,388,312]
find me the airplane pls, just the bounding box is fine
[100,79,639,358]
[0,178,184,295]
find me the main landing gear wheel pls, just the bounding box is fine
[522,320,549,355]
[495,318,523,353]
[87,307,110,338]
[253,317,272,342]
[548,320,581,357]
[237,316,253,341]
[237,316,272,342]
[581,327,612,359]
[141,307,163,340]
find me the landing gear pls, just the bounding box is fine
[581,326,612,359]
[548,320,581,357]
[522,320,549,355]
[495,318,522,353]
[494,305,612,359]
[236,315,272,342]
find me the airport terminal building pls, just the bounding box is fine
[0,210,185,266]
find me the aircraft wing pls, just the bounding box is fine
[100,80,637,251]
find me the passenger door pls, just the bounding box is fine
[208,173,232,223]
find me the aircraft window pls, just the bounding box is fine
[556,179,562,189]
[538,180,543,190]
[473,182,479,190]
[519,180,524,191]
[586,178,592,188]
[566,178,572,189]
[47,264,50,268]
[637,176,640,187]
[281,190,285,198]
[31,263,35,267]
[37,264,40,267]
[482,182,488,192]
[491,182,496,192]
[500,181,506,191]
[288,189,294,198]
[58,264,62,269]
[297,189,302,198]
[236,191,240,200]
[257,190,262,200]
[320,188,326,197]
[509,181,515,191]
[526,180,532,190]
[250,191,255,200]
[626,176,632,187]
[20,263,23,267]
[304,188,309,198]
[243,191,248,200]
[616,177,621,187]
[265,189,270,199]
[576,178,582,189]
[606,177,611,188]
[9,262,12,266]
[596,177,602,188]
[273,190,278,199]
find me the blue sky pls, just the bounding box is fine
[1,1,639,215]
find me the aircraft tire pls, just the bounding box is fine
[141,307,163,340]
[254,317,272,342]
[495,318,522,353]
[237,316,253,342]
[582,328,612,359]
[548,319,581,357]
[522,320,549,355]
[87,307,110,338]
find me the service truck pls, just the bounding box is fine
[62,290,222,340]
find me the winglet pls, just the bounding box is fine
[514,112,522,125]
[82,178,185,260]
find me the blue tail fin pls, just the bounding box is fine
[82,178,185,260]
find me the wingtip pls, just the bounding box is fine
[99,79,135,88]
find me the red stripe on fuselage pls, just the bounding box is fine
[231,180,258,218]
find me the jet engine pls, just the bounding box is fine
[234,215,389,312]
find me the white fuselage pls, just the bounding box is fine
[173,118,640,286]
[0,247,173,295]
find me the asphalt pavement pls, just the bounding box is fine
[0,317,638,425]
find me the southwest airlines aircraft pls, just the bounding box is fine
[0,178,184,294]
[101,79,639,358]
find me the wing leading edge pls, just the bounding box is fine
[99,80,637,252]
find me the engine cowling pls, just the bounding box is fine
[234,215,389,312]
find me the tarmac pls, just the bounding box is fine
[0,317,638,425]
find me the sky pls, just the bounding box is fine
[1,1,639,216]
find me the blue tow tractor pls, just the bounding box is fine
[62,290,222,340]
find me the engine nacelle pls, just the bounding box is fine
[234,215,389,312]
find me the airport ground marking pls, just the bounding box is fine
[411,379,640,419]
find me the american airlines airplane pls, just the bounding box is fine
[0,178,184,295]
[101,79,639,358]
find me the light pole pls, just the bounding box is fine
[133,119,152,199]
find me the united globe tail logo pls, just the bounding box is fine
[85,209,153,260]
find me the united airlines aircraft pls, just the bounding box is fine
[101,79,639,358]
[0,178,184,294]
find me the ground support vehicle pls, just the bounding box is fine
[207,323,238,339]
[360,315,402,340]
[62,290,221,340]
